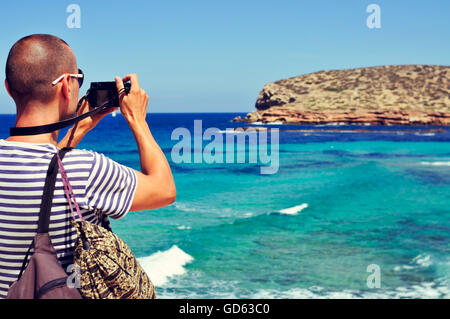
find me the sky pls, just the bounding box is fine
[0,0,449,113]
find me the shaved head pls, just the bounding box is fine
[5,34,77,104]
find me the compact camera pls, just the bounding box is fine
[87,81,131,109]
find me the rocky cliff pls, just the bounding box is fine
[234,65,450,125]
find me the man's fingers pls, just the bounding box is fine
[122,74,140,92]
[115,76,124,92]
[76,98,90,115]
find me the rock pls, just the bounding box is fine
[234,65,450,126]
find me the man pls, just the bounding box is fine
[0,34,176,298]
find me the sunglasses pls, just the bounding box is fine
[52,68,84,88]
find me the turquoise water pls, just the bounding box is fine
[2,113,449,298]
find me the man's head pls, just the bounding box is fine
[5,34,80,117]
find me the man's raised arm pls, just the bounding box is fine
[115,74,176,211]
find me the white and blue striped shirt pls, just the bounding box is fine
[0,139,137,298]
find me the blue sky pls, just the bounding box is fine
[0,0,449,113]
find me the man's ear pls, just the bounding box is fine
[60,74,72,101]
[4,79,12,98]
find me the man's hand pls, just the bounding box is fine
[57,98,117,149]
[75,98,118,133]
[115,74,149,125]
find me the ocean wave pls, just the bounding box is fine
[172,202,234,216]
[137,245,194,286]
[247,282,450,299]
[412,254,433,267]
[217,129,233,134]
[157,280,449,299]
[420,161,450,166]
[244,121,283,125]
[154,252,448,299]
[173,202,198,212]
[274,203,309,216]
[313,123,346,126]
[216,129,249,134]
[177,225,192,230]
[394,253,433,272]
[264,121,284,125]
[414,133,435,137]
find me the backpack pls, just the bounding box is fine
[7,147,82,299]
[57,149,156,299]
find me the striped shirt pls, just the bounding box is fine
[0,139,137,298]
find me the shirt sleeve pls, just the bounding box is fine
[83,151,137,220]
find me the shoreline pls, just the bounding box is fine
[230,126,447,134]
[233,108,450,126]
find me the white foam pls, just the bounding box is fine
[265,121,284,125]
[247,282,450,299]
[177,225,192,230]
[394,253,433,272]
[173,202,197,212]
[157,281,450,299]
[412,254,433,267]
[137,245,194,286]
[420,161,450,166]
[278,203,308,215]
[217,129,246,134]
[394,265,415,271]
[414,133,435,137]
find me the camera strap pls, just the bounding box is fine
[9,95,111,136]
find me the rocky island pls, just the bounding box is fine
[234,65,450,125]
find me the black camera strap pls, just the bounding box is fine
[10,95,112,136]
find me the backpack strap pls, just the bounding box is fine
[37,147,73,234]
[57,152,85,223]
[17,238,34,280]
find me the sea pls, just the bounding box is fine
[1,113,449,299]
